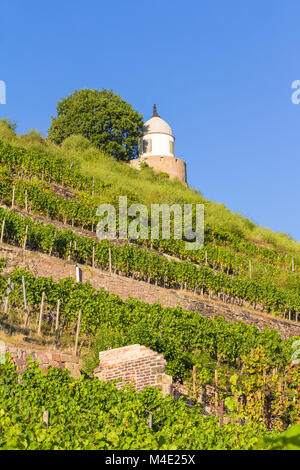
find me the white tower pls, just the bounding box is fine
[139,105,175,158]
[130,104,186,184]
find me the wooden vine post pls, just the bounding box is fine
[37,291,45,335]
[25,189,28,213]
[55,298,61,349]
[148,412,153,429]
[11,185,15,209]
[22,275,29,328]
[74,265,83,356]
[49,230,57,256]
[0,218,5,243]
[68,241,72,261]
[2,277,11,315]
[192,365,197,399]
[74,310,82,357]
[214,369,219,414]
[55,299,60,332]
[23,225,29,251]
[109,246,112,274]
[43,410,49,428]
[92,245,95,268]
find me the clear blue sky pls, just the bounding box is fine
[1,0,299,240]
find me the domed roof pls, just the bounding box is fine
[143,105,173,137]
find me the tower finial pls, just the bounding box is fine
[152,104,159,117]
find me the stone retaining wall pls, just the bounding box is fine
[1,342,81,378]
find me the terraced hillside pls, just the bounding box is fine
[0,139,299,320]
[0,121,299,449]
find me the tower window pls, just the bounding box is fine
[142,138,152,154]
[169,141,174,154]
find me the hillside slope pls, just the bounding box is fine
[0,120,299,445]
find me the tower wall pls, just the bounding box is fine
[129,155,187,184]
[140,133,175,158]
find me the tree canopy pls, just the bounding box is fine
[48,89,143,161]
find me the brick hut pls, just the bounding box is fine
[94,344,172,395]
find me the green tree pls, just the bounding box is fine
[48,88,143,161]
[0,118,17,143]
